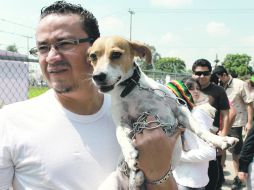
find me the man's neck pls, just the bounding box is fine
[55,86,104,115]
[201,82,211,89]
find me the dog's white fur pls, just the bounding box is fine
[88,36,238,190]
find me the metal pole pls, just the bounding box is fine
[214,53,220,67]
[128,9,135,41]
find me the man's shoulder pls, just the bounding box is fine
[203,83,225,93]
[1,90,53,114]
[232,77,245,86]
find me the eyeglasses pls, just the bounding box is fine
[194,71,211,76]
[29,37,93,57]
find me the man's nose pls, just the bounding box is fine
[45,46,62,63]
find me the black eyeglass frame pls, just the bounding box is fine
[29,37,93,57]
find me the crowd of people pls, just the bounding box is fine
[0,1,253,190]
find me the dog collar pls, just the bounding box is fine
[119,63,141,98]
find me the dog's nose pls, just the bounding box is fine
[93,72,107,82]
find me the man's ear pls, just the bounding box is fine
[130,41,152,64]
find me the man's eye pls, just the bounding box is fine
[89,53,97,61]
[38,46,49,52]
[57,41,74,49]
[111,52,122,60]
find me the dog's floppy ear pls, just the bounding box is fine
[130,41,152,64]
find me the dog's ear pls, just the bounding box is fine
[130,41,152,64]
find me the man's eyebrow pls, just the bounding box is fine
[36,41,47,45]
[36,38,70,45]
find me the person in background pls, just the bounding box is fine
[238,126,254,190]
[246,75,254,118]
[168,79,216,190]
[213,65,253,190]
[210,72,237,183]
[192,59,230,190]
[0,1,180,190]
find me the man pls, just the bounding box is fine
[0,1,180,190]
[238,126,254,190]
[213,65,253,190]
[192,59,230,190]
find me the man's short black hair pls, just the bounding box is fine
[192,59,212,72]
[210,73,220,85]
[40,0,100,44]
[212,65,228,76]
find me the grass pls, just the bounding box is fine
[28,86,49,99]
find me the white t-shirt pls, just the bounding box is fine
[0,90,121,190]
[173,106,216,188]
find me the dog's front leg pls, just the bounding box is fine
[116,126,144,189]
[116,126,137,169]
[177,106,238,149]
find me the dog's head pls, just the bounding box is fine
[88,36,152,93]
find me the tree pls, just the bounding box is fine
[6,44,18,53]
[222,54,252,76]
[155,57,186,73]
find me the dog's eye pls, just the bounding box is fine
[89,53,97,61]
[111,52,122,60]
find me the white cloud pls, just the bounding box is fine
[99,16,125,35]
[159,32,180,45]
[206,21,230,36]
[150,0,192,7]
[241,35,254,46]
[160,32,176,43]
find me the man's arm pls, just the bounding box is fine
[134,115,181,190]
[219,109,230,136]
[228,104,236,128]
[245,102,253,136]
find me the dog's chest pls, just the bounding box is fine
[111,88,177,129]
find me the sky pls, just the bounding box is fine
[1,0,254,69]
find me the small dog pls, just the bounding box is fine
[88,36,238,190]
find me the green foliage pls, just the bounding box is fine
[155,57,186,73]
[28,87,49,99]
[6,44,18,52]
[222,54,252,76]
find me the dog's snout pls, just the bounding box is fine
[93,72,107,82]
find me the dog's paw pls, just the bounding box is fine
[135,170,145,186]
[221,136,239,150]
[224,136,239,145]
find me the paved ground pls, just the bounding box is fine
[222,151,247,190]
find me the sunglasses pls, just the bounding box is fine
[194,71,211,76]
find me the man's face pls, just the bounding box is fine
[35,14,93,94]
[192,66,211,88]
[216,73,227,85]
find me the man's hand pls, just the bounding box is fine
[238,171,248,182]
[244,123,252,137]
[133,115,182,190]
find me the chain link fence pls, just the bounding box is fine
[0,50,48,108]
[0,50,190,108]
[143,70,190,84]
